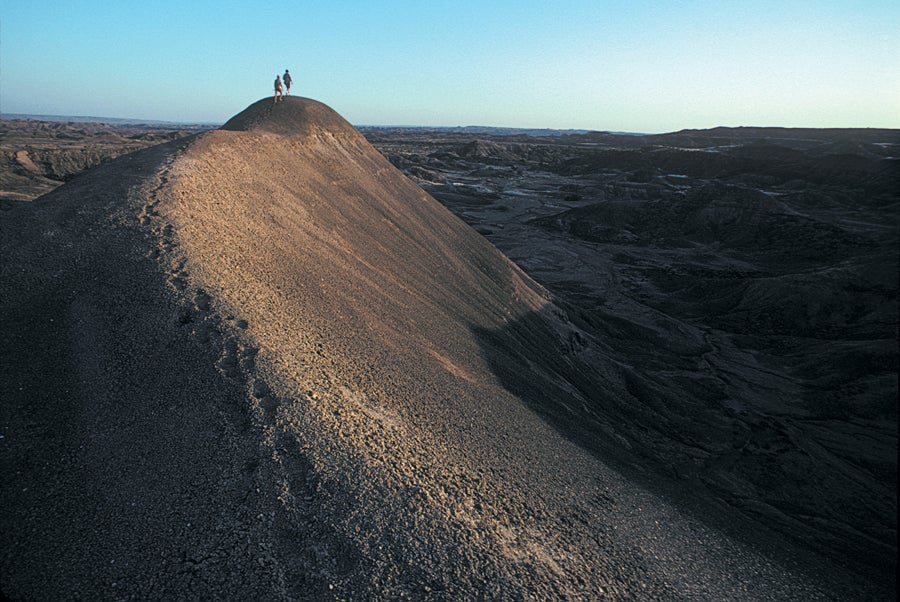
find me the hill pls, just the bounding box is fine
[1,97,891,599]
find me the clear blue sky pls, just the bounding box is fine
[3,1,898,132]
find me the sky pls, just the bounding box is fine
[2,1,899,132]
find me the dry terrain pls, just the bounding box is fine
[369,124,899,583]
[1,100,896,600]
[1,118,205,206]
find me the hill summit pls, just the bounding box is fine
[221,96,360,138]
[1,98,887,600]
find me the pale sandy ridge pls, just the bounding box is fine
[0,97,887,599]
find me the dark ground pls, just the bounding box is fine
[365,125,899,584]
[0,118,203,206]
[1,111,897,598]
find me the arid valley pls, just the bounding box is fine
[1,102,897,600]
[371,123,899,574]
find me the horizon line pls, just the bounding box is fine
[3,111,899,137]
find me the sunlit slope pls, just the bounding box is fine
[171,96,550,385]
[2,96,887,599]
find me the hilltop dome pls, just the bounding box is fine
[220,96,360,138]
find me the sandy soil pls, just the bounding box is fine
[1,98,894,600]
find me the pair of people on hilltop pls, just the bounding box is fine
[274,69,293,103]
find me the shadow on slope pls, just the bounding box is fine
[0,138,359,599]
[471,302,897,591]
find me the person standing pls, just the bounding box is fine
[283,69,293,95]
[274,75,283,103]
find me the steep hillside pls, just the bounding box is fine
[1,97,890,600]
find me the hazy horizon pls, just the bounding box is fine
[5,108,900,137]
[3,1,899,132]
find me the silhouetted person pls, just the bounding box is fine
[274,75,283,103]
[283,70,293,95]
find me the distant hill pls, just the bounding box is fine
[1,112,216,129]
[566,125,900,150]
[358,124,597,136]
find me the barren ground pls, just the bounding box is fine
[1,104,896,599]
[0,118,204,206]
[370,125,899,582]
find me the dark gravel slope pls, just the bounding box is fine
[1,98,891,600]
